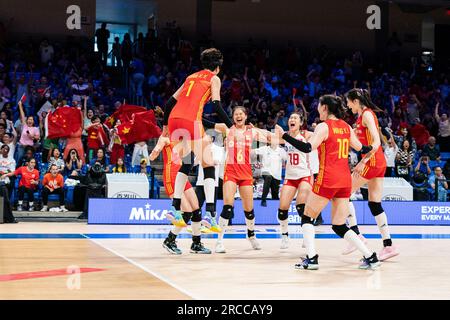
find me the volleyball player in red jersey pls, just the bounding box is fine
[213,107,275,253]
[344,89,399,261]
[149,135,211,254]
[276,95,380,270]
[162,48,232,231]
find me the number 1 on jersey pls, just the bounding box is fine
[337,138,349,159]
[186,81,195,97]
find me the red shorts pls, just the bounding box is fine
[359,164,386,180]
[284,175,314,189]
[223,173,253,187]
[163,171,192,198]
[312,184,351,200]
[168,118,204,141]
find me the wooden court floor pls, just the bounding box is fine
[1,223,450,300]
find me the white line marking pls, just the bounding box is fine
[80,233,198,299]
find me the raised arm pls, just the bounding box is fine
[18,100,26,124]
[435,102,441,122]
[278,122,328,153]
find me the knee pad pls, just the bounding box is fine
[203,166,215,180]
[191,209,202,222]
[296,204,305,217]
[278,209,289,221]
[332,224,350,238]
[182,212,193,224]
[368,201,384,217]
[301,214,313,226]
[244,210,255,220]
[220,205,233,219]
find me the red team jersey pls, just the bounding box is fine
[162,142,192,198]
[223,127,253,187]
[168,69,215,140]
[313,119,352,199]
[355,108,387,179]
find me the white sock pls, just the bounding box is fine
[344,229,372,258]
[375,212,391,241]
[204,177,215,205]
[173,172,189,200]
[191,221,201,236]
[347,201,358,227]
[60,205,65,209]
[172,226,183,236]
[302,223,316,258]
[29,202,34,207]
[218,217,229,242]
[18,200,23,205]
[279,219,289,235]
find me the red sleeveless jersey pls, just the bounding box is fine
[224,127,253,180]
[315,119,352,189]
[355,108,386,168]
[169,69,214,122]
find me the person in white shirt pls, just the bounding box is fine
[383,128,398,177]
[132,141,149,166]
[0,144,16,195]
[252,140,286,207]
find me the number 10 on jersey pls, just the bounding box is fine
[337,138,349,159]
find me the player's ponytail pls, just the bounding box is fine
[319,94,346,119]
[346,88,384,113]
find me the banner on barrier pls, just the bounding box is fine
[88,199,450,225]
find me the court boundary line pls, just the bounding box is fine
[80,233,198,300]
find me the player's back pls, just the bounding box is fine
[169,69,215,122]
[315,119,351,188]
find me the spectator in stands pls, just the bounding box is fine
[131,141,149,167]
[138,158,151,176]
[396,140,414,181]
[48,148,65,173]
[108,120,124,164]
[0,145,16,223]
[112,37,121,68]
[383,128,398,177]
[41,164,67,212]
[90,148,110,172]
[86,116,105,162]
[130,55,145,100]
[39,112,58,163]
[409,118,430,150]
[2,158,39,211]
[71,77,90,103]
[121,33,133,69]
[414,156,432,176]
[16,100,40,163]
[435,102,450,152]
[95,22,110,67]
[0,144,16,197]
[65,148,83,176]
[39,39,54,65]
[394,125,417,155]
[112,157,126,173]
[17,146,35,168]
[406,94,421,125]
[428,166,448,202]
[422,136,440,161]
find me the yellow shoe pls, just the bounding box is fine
[167,208,187,227]
[201,226,213,234]
[201,212,222,233]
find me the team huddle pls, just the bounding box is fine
[151,48,399,270]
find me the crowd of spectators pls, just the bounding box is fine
[0,19,448,221]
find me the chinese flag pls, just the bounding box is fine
[45,106,82,139]
[117,110,161,144]
[105,104,147,128]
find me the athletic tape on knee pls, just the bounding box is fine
[191,209,202,222]
[301,214,313,226]
[203,166,215,180]
[296,203,305,217]
[278,209,289,221]
[244,210,255,220]
[182,212,192,224]
[332,224,350,238]
[220,205,233,219]
[368,201,384,216]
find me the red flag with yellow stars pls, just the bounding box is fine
[45,106,82,139]
[116,110,161,144]
[105,104,147,128]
